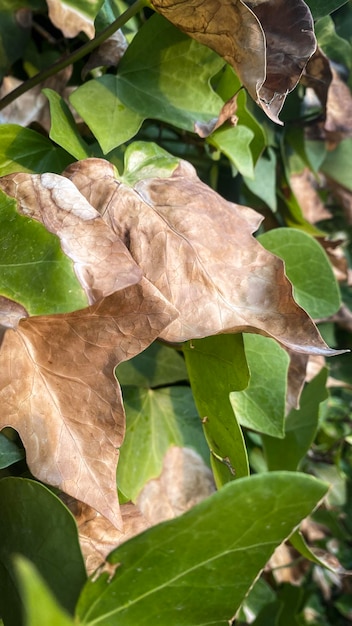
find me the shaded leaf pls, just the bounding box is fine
[321,138,352,192]
[230,334,289,438]
[0,8,31,81]
[184,334,249,486]
[116,386,208,501]
[151,0,316,124]
[0,124,73,176]
[262,368,328,471]
[76,472,328,625]
[0,281,177,527]
[0,478,86,626]
[0,431,24,469]
[65,152,339,355]
[116,341,187,388]
[43,89,91,161]
[306,0,350,19]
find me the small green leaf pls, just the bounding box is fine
[0,432,24,469]
[230,334,289,438]
[208,125,255,179]
[69,76,144,154]
[120,141,180,186]
[262,368,328,471]
[0,478,86,626]
[116,341,187,387]
[258,228,341,318]
[0,125,73,176]
[244,148,277,211]
[43,89,90,160]
[117,386,208,501]
[0,189,88,315]
[184,334,249,486]
[14,557,76,626]
[76,472,328,626]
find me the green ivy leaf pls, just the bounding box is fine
[258,228,341,318]
[208,125,255,179]
[43,89,91,160]
[305,0,350,19]
[230,334,289,438]
[0,478,86,626]
[13,558,75,626]
[120,141,180,186]
[116,341,187,388]
[0,189,88,315]
[243,147,277,211]
[0,125,73,176]
[116,386,208,501]
[321,138,352,192]
[184,334,249,486]
[0,432,24,469]
[262,368,328,471]
[76,472,328,626]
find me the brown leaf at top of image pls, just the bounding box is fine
[151,0,316,124]
[64,157,341,356]
[46,0,95,39]
[0,281,177,528]
[0,172,142,305]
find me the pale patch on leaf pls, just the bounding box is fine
[0,172,142,304]
[151,0,316,124]
[65,156,340,355]
[0,280,177,527]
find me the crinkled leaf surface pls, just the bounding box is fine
[0,478,86,626]
[184,334,249,486]
[116,386,208,502]
[262,368,328,471]
[0,124,73,176]
[0,282,176,527]
[76,472,327,625]
[0,171,142,305]
[0,188,88,315]
[151,0,316,124]
[258,228,341,318]
[230,334,289,438]
[64,150,338,355]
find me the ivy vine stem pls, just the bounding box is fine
[0,0,149,112]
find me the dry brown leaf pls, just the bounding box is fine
[63,496,150,575]
[65,157,341,355]
[290,168,332,224]
[0,172,142,304]
[285,350,309,413]
[301,47,333,114]
[0,283,177,528]
[151,0,316,124]
[46,0,95,38]
[82,30,128,80]
[137,447,215,525]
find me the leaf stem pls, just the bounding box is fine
[0,0,149,112]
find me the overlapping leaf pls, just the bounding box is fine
[65,150,339,354]
[151,0,317,123]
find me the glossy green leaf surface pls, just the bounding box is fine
[258,228,341,318]
[44,89,90,160]
[0,478,86,626]
[0,189,88,315]
[14,558,75,626]
[120,141,180,186]
[0,125,73,176]
[0,432,24,469]
[69,76,144,154]
[117,386,208,501]
[262,368,328,471]
[76,472,328,626]
[184,334,249,486]
[230,334,289,438]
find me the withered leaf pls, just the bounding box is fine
[65,157,339,355]
[46,0,95,39]
[0,172,142,304]
[151,0,316,124]
[290,168,332,224]
[0,281,177,528]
